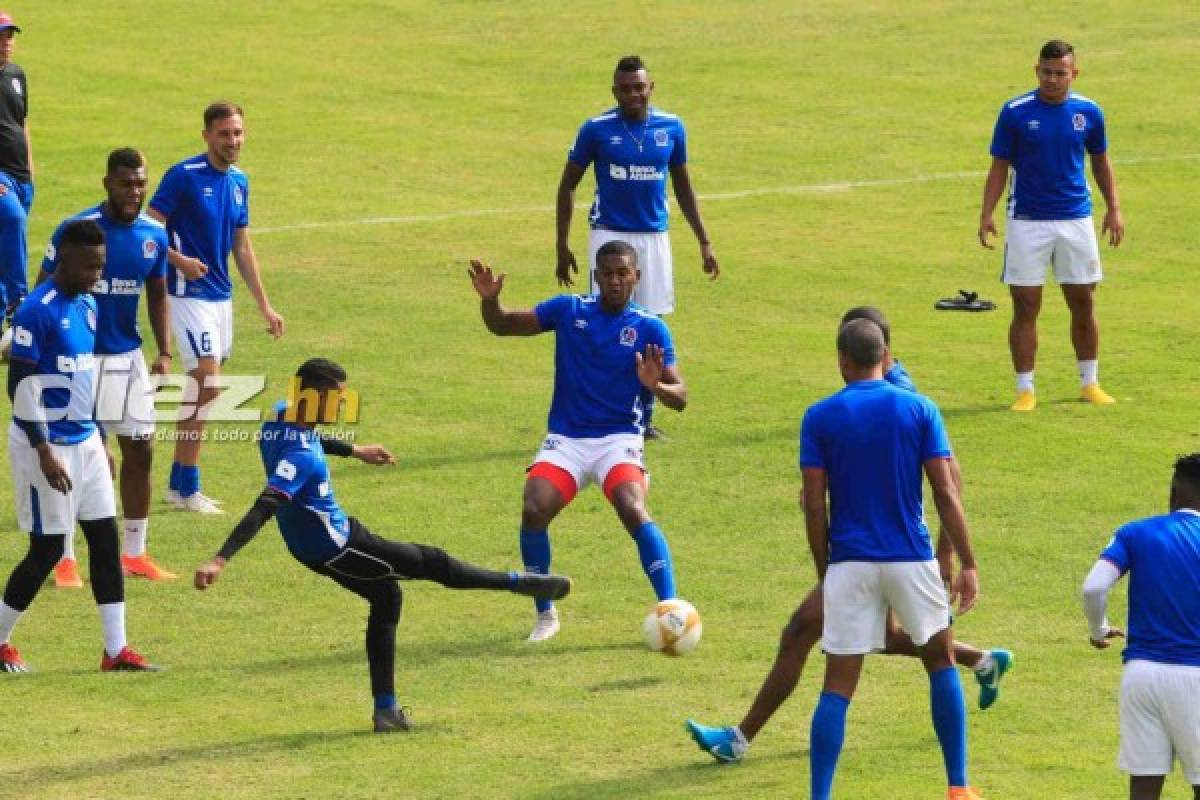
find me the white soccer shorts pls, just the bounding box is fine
[1119,659,1200,783]
[530,432,646,493]
[170,296,233,370]
[821,559,951,655]
[8,425,116,536]
[588,229,675,315]
[1002,217,1102,287]
[93,349,155,438]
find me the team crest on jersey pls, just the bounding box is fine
[619,326,637,347]
[654,129,669,147]
[143,239,158,259]
[11,78,20,96]
[1072,113,1086,131]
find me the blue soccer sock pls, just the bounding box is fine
[374,693,396,712]
[810,691,850,800]
[929,665,969,787]
[631,521,676,600]
[169,461,182,492]
[519,528,552,612]
[179,465,201,498]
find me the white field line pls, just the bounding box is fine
[255,153,1200,235]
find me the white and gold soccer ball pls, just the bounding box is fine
[643,598,702,656]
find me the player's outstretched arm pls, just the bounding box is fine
[801,467,830,580]
[555,162,587,287]
[194,489,286,590]
[978,157,1010,249]
[467,259,543,336]
[635,344,687,411]
[925,456,978,614]
[669,164,718,280]
[1089,152,1124,247]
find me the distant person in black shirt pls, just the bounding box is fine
[0,11,31,325]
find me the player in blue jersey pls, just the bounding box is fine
[149,102,285,513]
[687,307,1009,767]
[556,55,716,438]
[0,11,33,328]
[979,40,1124,412]
[193,358,571,732]
[1083,454,1200,800]
[36,148,175,587]
[0,220,159,674]
[799,319,982,800]
[469,241,687,641]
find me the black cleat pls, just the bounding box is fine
[512,573,572,602]
[372,706,412,733]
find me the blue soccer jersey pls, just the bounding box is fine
[1101,509,1200,667]
[534,294,675,438]
[258,404,350,564]
[149,154,249,301]
[42,206,168,355]
[567,107,687,233]
[989,90,1107,220]
[800,380,952,563]
[9,282,98,444]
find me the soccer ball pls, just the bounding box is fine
[643,598,702,656]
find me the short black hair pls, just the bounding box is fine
[837,318,885,368]
[596,239,638,267]
[1173,453,1200,493]
[107,147,145,175]
[295,358,347,392]
[58,219,105,253]
[615,55,646,75]
[840,306,891,346]
[1040,40,1074,60]
[204,101,244,130]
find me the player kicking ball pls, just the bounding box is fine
[468,241,687,642]
[193,358,571,732]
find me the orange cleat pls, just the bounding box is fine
[0,642,29,673]
[54,558,83,589]
[121,554,178,581]
[101,645,161,672]
[947,787,985,800]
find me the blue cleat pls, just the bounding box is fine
[686,719,746,764]
[975,649,1013,710]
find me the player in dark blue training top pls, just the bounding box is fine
[469,239,688,642]
[1083,454,1200,800]
[193,358,571,733]
[0,219,159,674]
[0,11,33,328]
[979,39,1124,412]
[149,101,285,513]
[38,148,174,586]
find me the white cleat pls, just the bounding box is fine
[171,491,224,514]
[527,608,560,642]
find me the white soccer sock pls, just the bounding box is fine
[98,602,127,657]
[1078,360,1099,387]
[61,531,76,561]
[0,601,23,644]
[123,519,148,557]
[1015,372,1035,393]
[973,651,995,674]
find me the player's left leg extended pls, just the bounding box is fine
[606,466,676,600]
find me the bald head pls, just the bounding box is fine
[837,318,886,368]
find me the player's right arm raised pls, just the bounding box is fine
[468,259,543,336]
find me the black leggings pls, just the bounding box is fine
[302,518,514,698]
[2,518,124,611]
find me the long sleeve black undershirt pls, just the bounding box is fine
[216,489,286,562]
[7,358,48,447]
[317,433,353,458]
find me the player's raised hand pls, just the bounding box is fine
[701,243,720,280]
[1089,627,1125,650]
[468,259,506,298]
[636,343,666,391]
[353,444,396,466]
[949,566,979,615]
[36,447,72,494]
[262,305,285,339]
[1102,208,1124,247]
[193,558,225,590]
[977,216,999,249]
[556,246,578,287]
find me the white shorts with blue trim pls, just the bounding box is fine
[822,559,950,655]
[1119,659,1200,783]
[1002,217,1102,287]
[8,425,116,536]
[588,229,675,315]
[169,296,233,370]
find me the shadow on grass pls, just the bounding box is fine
[399,447,530,471]
[0,729,364,793]
[586,675,664,693]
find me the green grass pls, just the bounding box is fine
[2,1,1200,797]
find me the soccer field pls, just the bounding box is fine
[3,1,1200,797]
